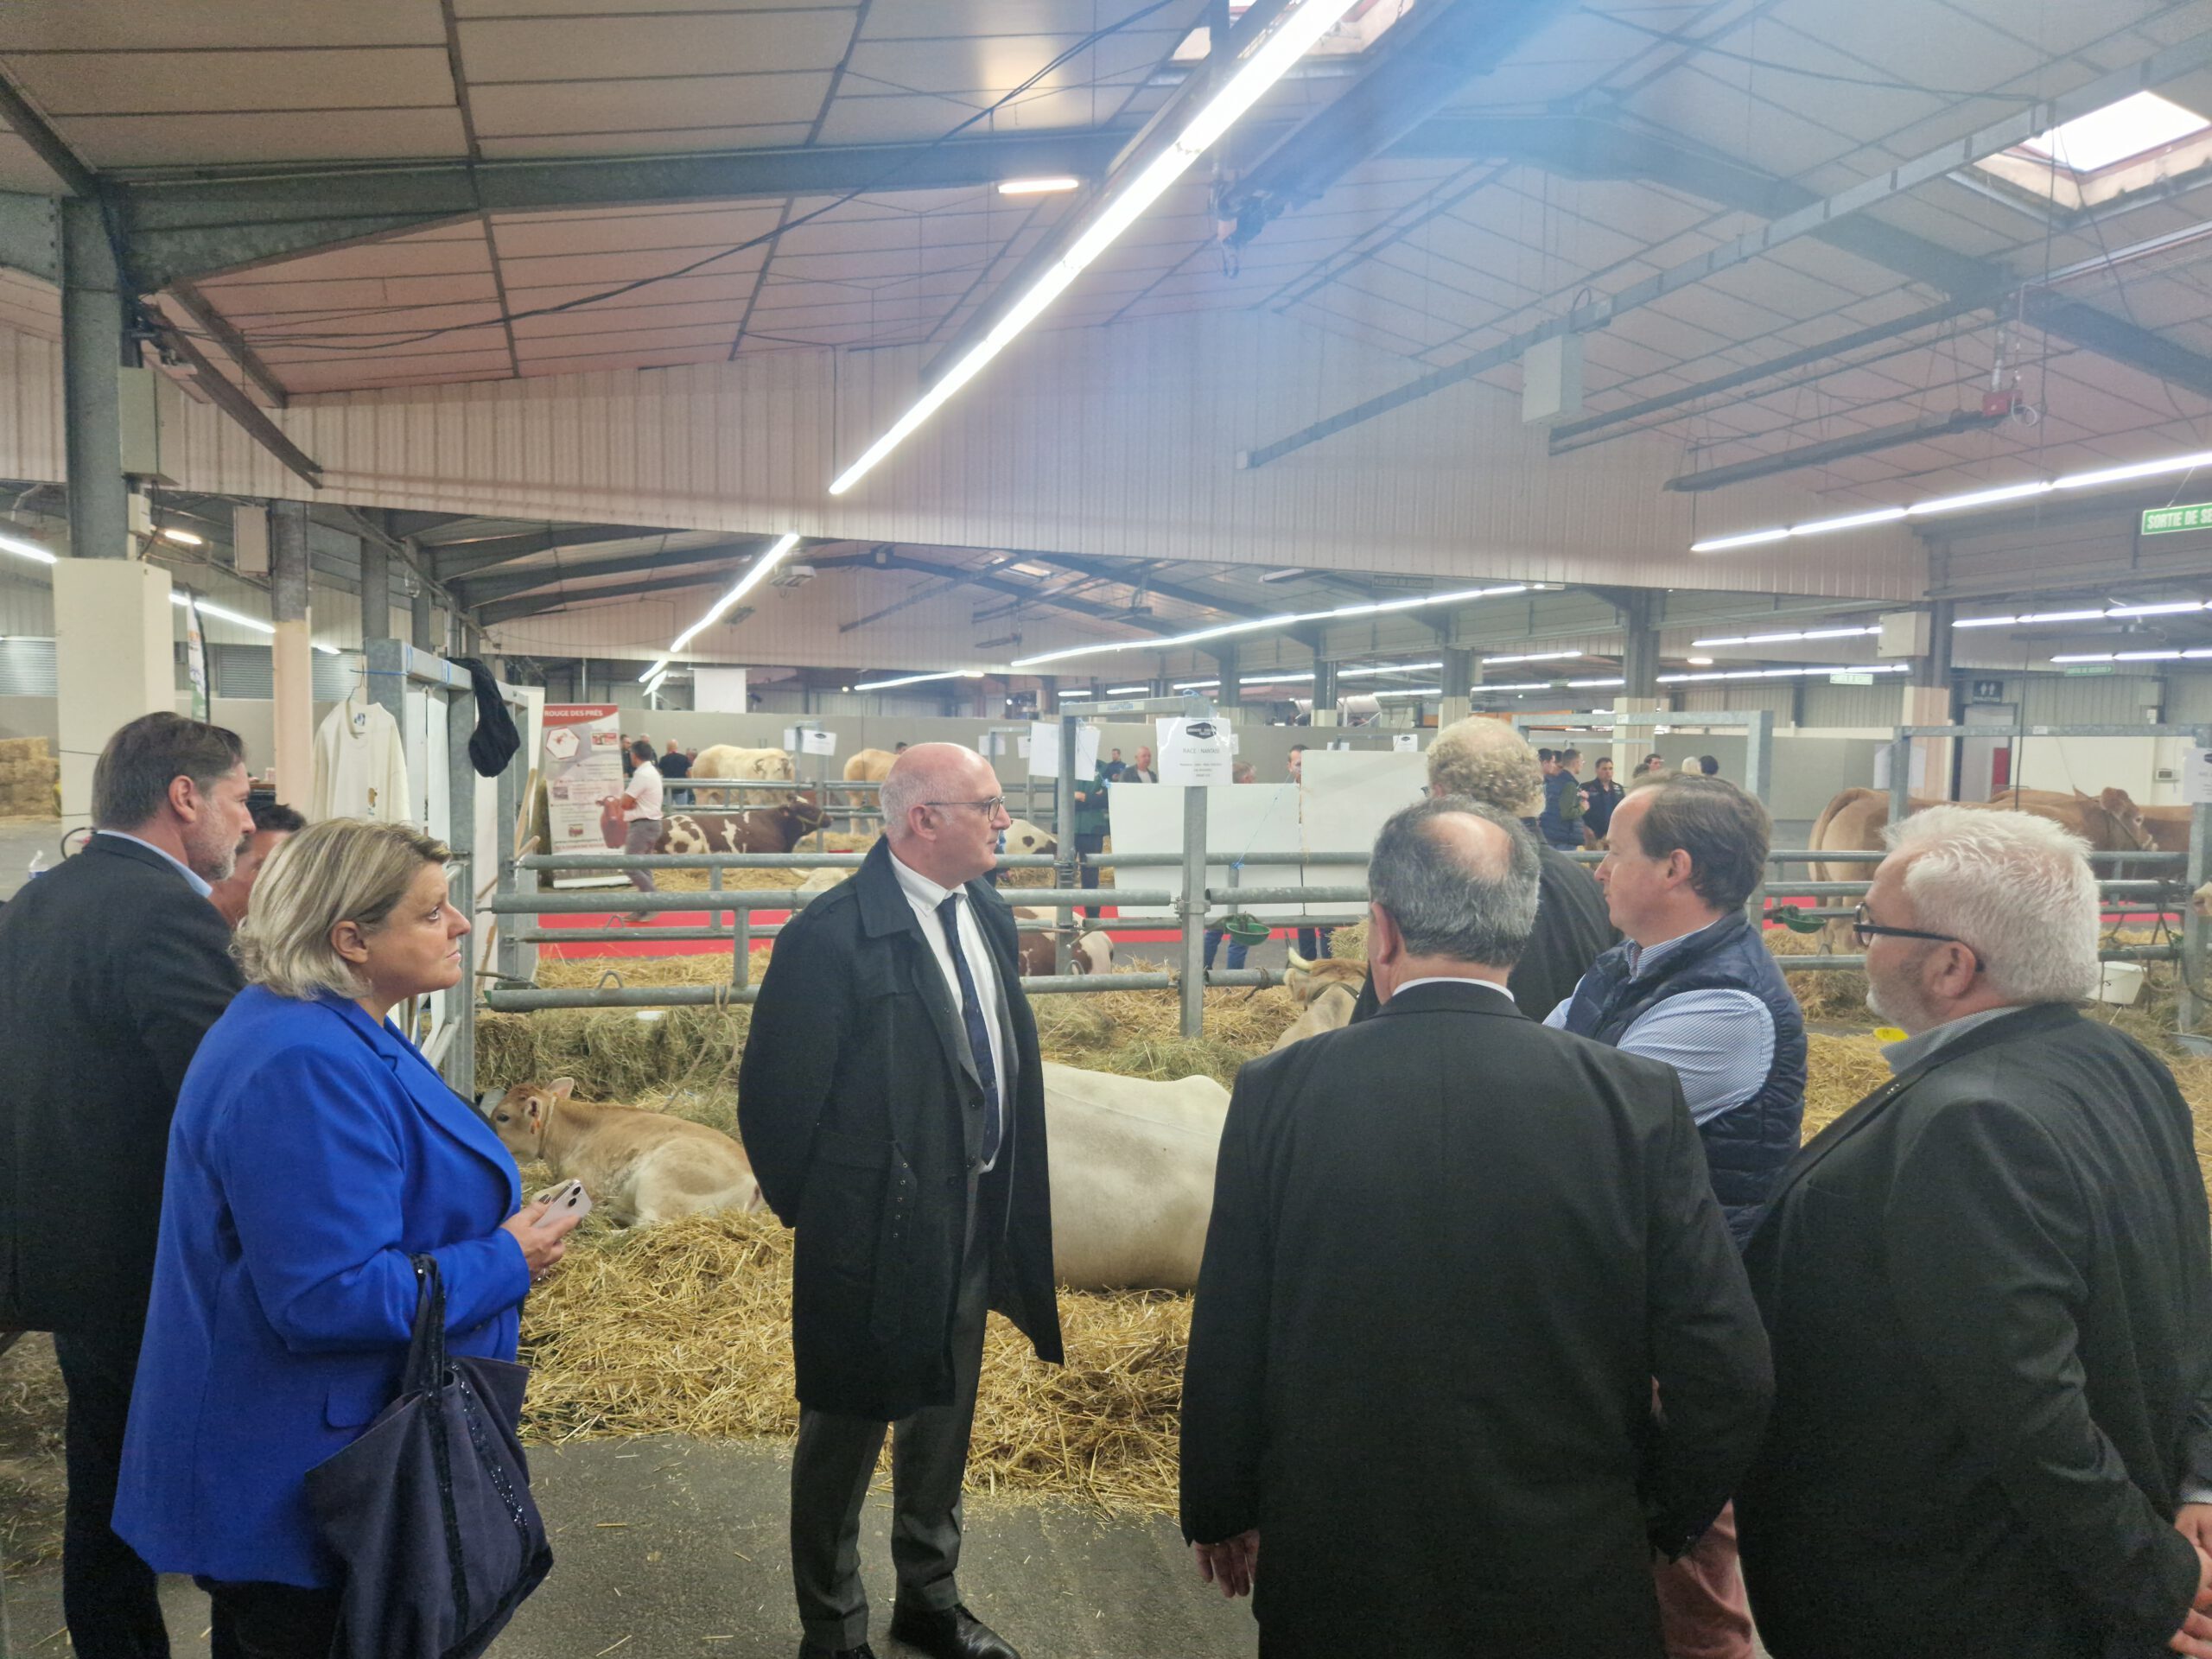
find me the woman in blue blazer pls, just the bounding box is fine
[116,817,581,1656]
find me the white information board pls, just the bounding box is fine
[1298,749,1431,899]
[1109,779,1305,920]
[798,728,837,757]
[1027,721,1100,779]
[1158,716,1235,784]
[2181,748,2212,805]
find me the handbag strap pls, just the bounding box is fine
[404,1255,449,1395]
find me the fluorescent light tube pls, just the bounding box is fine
[2103,601,2207,618]
[1789,506,1910,536]
[1483,650,1583,664]
[1907,480,2054,515]
[1951,614,2018,629]
[829,0,1361,497]
[1104,683,1150,695]
[159,527,205,546]
[671,533,801,652]
[1691,528,1791,554]
[855,668,986,690]
[0,530,56,565]
[170,592,273,634]
[639,657,670,683]
[997,176,1081,195]
[2055,449,2212,490]
[1012,582,1525,669]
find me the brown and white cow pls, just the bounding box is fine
[1011,908,1115,976]
[657,797,827,857]
[1269,953,1367,1052]
[485,1078,762,1226]
[1001,818,1056,857]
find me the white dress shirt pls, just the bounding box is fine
[889,848,1010,1172]
[1391,975,1517,1003]
[626,761,663,823]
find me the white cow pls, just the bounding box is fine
[690,744,797,806]
[1045,1062,1229,1291]
[792,866,849,899]
[1001,818,1055,856]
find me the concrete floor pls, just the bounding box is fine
[2,1437,1257,1659]
[0,817,67,901]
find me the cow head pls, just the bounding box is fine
[1283,952,1366,1005]
[486,1077,574,1161]
[2194,882,2212,922]
[2094,786,2156,852]
[1072,930,1115,975]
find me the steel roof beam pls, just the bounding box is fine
[430,523,677,581]
[478,568,737,625]
[452,537,765,604]
[1243,29,2212,467]
[118,131,1128,288]
[810,550,1185,638]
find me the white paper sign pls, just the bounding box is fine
[783,727,798,752]
[1027,721,1100,780]
[1392,732,1420,752]
[798,728,837,757]
[2183,749,2212,805]
[1158,716,1235,785]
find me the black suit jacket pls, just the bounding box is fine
[1180,981,1772,1657]
[1738,1003,2212,1659]
[738,838,1062,1421]
[0,836,243,1331]
[1348,842,1616,1023]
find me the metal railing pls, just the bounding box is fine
[479,721,2212,1044]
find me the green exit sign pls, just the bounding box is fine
[2142,502,2212,534]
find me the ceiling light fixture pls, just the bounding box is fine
[1689,447,2212,554]
[1012,581,1527,668]
[0,530,56,565]
[1691,625,1882,647]
[1370,686,1444,698]
[639,656,670,683]
[2051,647,2212,664]
[829,0,1363,498]
[997,176,1082,195]
[1337,660,1444,679]
[1656,662,1911,684]
[1056,687,1095,697]
[853,668,988,690]
[1955,599,2212,629]
[170,591,270,635]
[1104,683,1151,695]
[1687,657,1714,665]
[1481,649,1584,664]
[670,533,802,652]
[159,527,206,546]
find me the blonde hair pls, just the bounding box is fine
[1426,716,1542,818]
[235,817,451,1000]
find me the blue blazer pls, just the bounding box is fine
[115,986,531,1588]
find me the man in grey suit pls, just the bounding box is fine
[740,744,1061,1659]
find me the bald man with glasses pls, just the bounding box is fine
[741,743,1061,1659]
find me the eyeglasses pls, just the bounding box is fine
[1852,903,1975,962]
[925,797,1008,817]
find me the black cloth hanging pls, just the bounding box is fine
[453,658,521,778]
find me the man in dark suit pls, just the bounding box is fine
[741,742,1061,1659]
[1181,796,1772,1657]
[1348,714,1613,1023]
[1738,805,2212,1659]
[0,711,254,1659]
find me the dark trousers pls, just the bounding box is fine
[1075,831,1105,918]
[789,1205,992,1651]
[53,1319,170,1659]
[1294,926,1332,959]
[198,1580,344,1659]
[1203,930,1249,971]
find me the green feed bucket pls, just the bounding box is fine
[1222,912,1272,946]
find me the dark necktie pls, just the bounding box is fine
[935,893,1001,1165]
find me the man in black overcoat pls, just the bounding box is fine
[740,743,1060,1659]
[1738,805,2212,1658]
[0,712,253,1658]
[1180,796,1772,1656]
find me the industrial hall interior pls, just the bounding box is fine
[8,1,2212,1657]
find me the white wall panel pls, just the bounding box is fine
[0,314,1926,604]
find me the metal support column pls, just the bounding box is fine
[445,685,480,1099]
[1055,715,1078,975]
[2182,725,2211,1047]
[1617,591,1661,698]
[1310,657,1339,724]
[359,533,391,644]
[270,500,314,807]
[411,582,435,651]
[1209,645,1241,711]
[1742,708,1774,924]
[1179,782,1208,1039]
[61,197,130,560]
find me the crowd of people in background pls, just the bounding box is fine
[3,712,2210,1659]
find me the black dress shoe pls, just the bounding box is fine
[798,1643,877,1659]
[887,1601,1019,1659]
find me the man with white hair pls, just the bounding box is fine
[1738,806,2212,1659]
[741,743,1061,1659]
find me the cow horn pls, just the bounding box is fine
[1286,949,1312,972]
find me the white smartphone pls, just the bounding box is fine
[533,1179,593,1229]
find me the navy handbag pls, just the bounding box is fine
[306,1255,553,1659]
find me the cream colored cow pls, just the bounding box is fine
[690,744,797,806]
[1270,954,1367,1052]
[486,1079,762,1226]
[1044,1062,1229,1291]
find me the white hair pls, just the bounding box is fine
[877,742,981,841]
[1885,806,2100,1004]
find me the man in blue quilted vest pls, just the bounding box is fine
[1547,771,1806,1659]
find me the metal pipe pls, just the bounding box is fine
[489,887,1176,914]
[61,198,129,561]
[1180,783,1208,1039]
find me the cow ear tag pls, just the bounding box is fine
[1872,1027,1908,1043]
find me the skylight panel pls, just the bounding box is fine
[2020,91,2208,175]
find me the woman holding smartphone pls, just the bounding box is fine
[114,817,581,1658]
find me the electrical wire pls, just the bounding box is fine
[173,0,1190,356]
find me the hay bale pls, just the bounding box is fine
[477,1006,745,1103]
